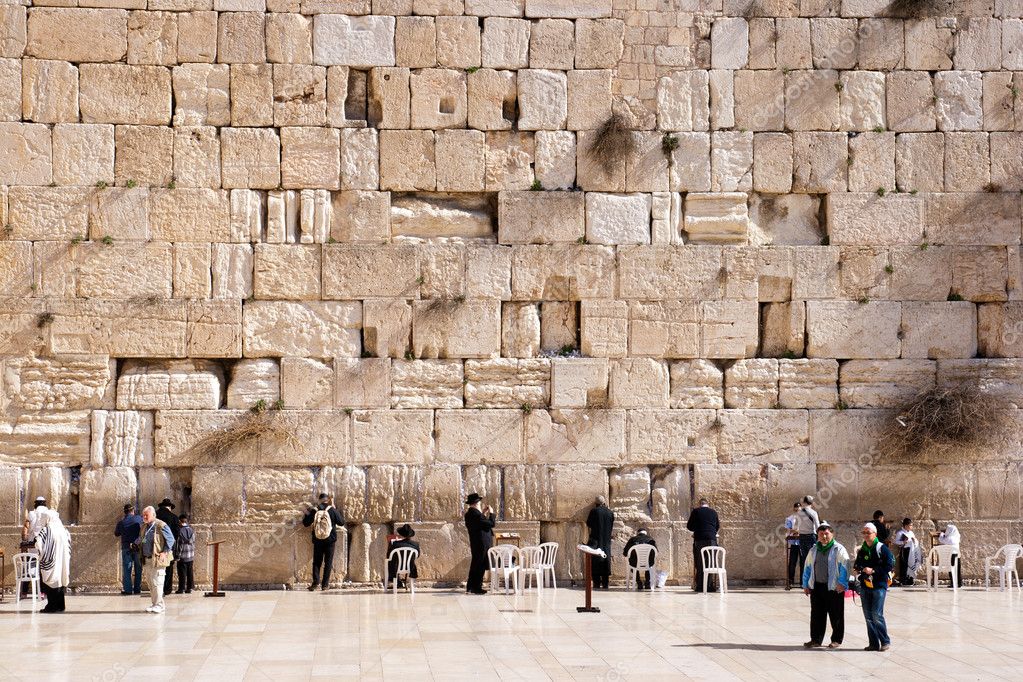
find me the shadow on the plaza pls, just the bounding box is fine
[675,643,806,651]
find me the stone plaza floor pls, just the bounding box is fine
[1,585,1021,681]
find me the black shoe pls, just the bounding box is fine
[469,589,488,595]
[120,591,131,596]
[803,641,822,648]
[864,646,880,651]
[307,585,317,591]
[175,590,184,594]
[185,590,192,594]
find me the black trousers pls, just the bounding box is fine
[809,582,844,644]
[163,560,175,595]
[898,547,914,585]
[693,539,718,591]
[591,555,610,589]
[466,548,488,592]
[787,544,801,585]
[312,541,336,588]
[176,560,194,592]
[40,583,66,612]
[949,553,962,588]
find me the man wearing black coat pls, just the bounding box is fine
[156,498,181,595]
[386,524,421,589]
[623,528,658,590]
[586,496,615,590]
[687,498,720,592]
[302,493,345,591]
[463,492,495,594]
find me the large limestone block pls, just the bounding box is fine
[253,244,321,300]
[335,358,391,409]
[529,18,573,69]
[0,6,26,59]
[525,409,624,466]
[88,187,149,241]
[410,68,467,129]
[66,525,122,588]
[684,192,749,245]
[608,358,669,409]
[323,244,418,299]
[116,359,223,410]
[76,242,173,299]
[752,132,792,194]
[230,63,273,126]
[437,15,481,68]
[50,300,188,358]
[79,467,138,525]
[791,131,847,193]
[436,409,523,464]
[485,130,535,190]
[243,301,361,358]
[827,193,924,245]
[692,464,767,520]
[420,464,462,521]
[7,187,88,240]
[19,467,71,520]
[669,360,723,409]
[502,302,540,357]
[21,58,79,124]
[847,132,895,193]
[217,12,266,64]
[498,191,584,244]
[435,130,486,192]
[113,124,174,188]
[4,354,115,411]
[52,123,115,187]
[79,64,171,125]
[778,359,838,409]
[733,70,784,131]
[149,189,231,242]
[412,300,500,359]
[925,193,1020,246]
[935,71,983,131]
[990,133,1023,192]
[0,412,91,467]
[266,11,313,64]
[0,466,20,526]
[953,246,1008,302]
[363,298,412,359]
[901,302,978,359]
[0,122,52,185]
[226,359,280,410]
[221,128,280,189]
[392,194,490,238]
[609,468,651,522]
[889,245,952,301]
[785,69,840,131]
[718,409,809,464]
[379,130,436,191]
[314,15,395,66]
[512,245,615,300]
[464,358,549,408]
[210,524,305,586]
[585,193,651,246]
[575,18,623,69]
[657,71,709,132]
[840,359,936,408]
[887,71,935,132]
[212,243,254,300]
[188,300,243,359]
[725,359,779,408]
[627,409,716,465]
[953,17,1001,71]
[394,520,466,583]
[504,464,554,520]
[712,17,749,69]
[281,126,340,189]
[245,467,314,524]
[567,69,611,132]
[330,191,388,242]
[551,465,609,522]
[353,410,433,465]
[280,357,333,409]
[807,301,901,359]
[978,305,1023,359]
[319,464,367,522]
[711,132,753,192]
[701,300,759,359]
[943,132,990,192]
[808,409,891,464]
[517,69,567,131]
[463,464,503,506]
[550,358,608,409]
[618,246,721,300]
[155,410,350,467]
[467,68,516,131]
[539,300,576,352]
[525,0,609,17]
[173,242,213,299]
[26,8,127,63]
[177,10,217,64]
[91,410,154,467]
[272,64,327,126]
[482,17,529,69]
[580,300,627,358]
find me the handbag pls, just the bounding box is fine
[155,550,173,569]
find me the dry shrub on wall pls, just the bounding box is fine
[189,408,298,463]
[885,0,953,18]
[588,111,636,177]
[879,382,1013,463]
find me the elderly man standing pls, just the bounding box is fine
[854,522,895,651]
[35,509,71,613]
[586,496,615,590]
[801,521,849,649]
[141,506,175,614]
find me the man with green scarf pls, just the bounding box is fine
[853,522,895,651]
[801,522,849,649]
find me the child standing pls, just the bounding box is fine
[174,513,196,594]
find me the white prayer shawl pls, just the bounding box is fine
[25,505,50,542]
[34,510,71,589]
[938,524,961,551]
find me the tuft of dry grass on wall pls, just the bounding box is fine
[190,410,299,462]
[885,0,951,18]
[879,382,1012,461]
[587,111,636,177]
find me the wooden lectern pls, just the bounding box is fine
[576,544,605,613]
[205,540,227,598]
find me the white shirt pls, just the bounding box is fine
[25,505,50,542]
[893,528,916,548]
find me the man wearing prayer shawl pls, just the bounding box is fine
[35,509,71,613]
[938,523,962,588]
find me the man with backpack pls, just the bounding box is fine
[302,493,345,591]
[853,522,895,651]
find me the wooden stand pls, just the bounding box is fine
[0,547,5,603]
[577,552,600,613]
[205,540,227,598]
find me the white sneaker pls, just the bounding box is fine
[145,606,156,613]
[146,605,164,613]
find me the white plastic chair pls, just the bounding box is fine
[928,545,960,590]
[488,545,519,595]
[625,544,657,590]
[537,542,559,589]
[383,547,419,594]
[984,544,1022,592]
[518,546,544,593]
[701,546,727,594]
[14,553,40,606]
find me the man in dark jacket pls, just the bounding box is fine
[386,523,421,589]
[623,528,657,590]
[464,492,495,594]
[868,510,890,545]
[114,503,143,595]
[302,493,345,591]
[586,496,614,590]
[156,498,180,595]
[687,497,720,592]
[853,522,896,651]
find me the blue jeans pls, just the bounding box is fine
[121,546,142,594]
[860,587,890,648]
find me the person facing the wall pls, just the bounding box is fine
[174,513,195,594]
[893,518,920,586]
[464,493,495,595]
[302,493,345,591]
[587,496,615,590]
[795,496,820,581]
[687,497,720,592]
[156,498,181,596]
[623,528,657,590]
[785,502,801,591]
[386,524,420,590]
[35,509,71,613]
[114,503,143,595]
[802,522,849,649]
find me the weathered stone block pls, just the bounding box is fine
[354,411,432,465]
[0,412,91,467]
[627,409,716,464]
[467,68,516,131]
[725,359,779,408]
[464,358,548,408]
[281,126,340,189]
[410,68,467,129]
[901,302,978,359]
[363,298,413,358]
[580,300,627,358]
[117,359,222,410]
[79,64,171,125]
[527,410,625,466]
[529,18,573,69]
[26,8,127,63]
[412,300,500,359]
[585,193,650,246]
[280,357,333,409]
[243,301,361,358]
[807,301,901,359]
[437,15,481,68]
[482,17,529,69]
[380,130,436,191]
[436,409,523,464]
[498,191,584,244]
[827,193,923,245]
[657,70,709,132]
[314,15,395,67]
[718,409,809,464]
[608,358,669,409]
[517,69,567,131]
[0,123,52,185]
[226,358,280,410]
[323,244,418,299]
[840,359,935,408]
[512,245,616,300]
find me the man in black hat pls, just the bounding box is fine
[387,524,420,589]
[463,493,495,594]
[586,496,614,590]
[156,498,180,595]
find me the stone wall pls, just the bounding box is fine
[2,0,1022,589]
